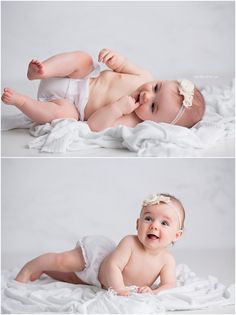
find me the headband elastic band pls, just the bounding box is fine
[171,105,186,125]
[171,79,195,125]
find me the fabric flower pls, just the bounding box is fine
[142,194,170,207]
[178,79,194,108]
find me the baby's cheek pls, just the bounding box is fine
[136,105,149,120]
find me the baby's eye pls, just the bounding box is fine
[144,216,153,222]
[161,220,169,226]
[151,103,155,113]
[153,84,158,93]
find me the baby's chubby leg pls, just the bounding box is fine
[27,51,94,80]
[1,87,79,123]
[44,271,86,284]
[15,247,86,283]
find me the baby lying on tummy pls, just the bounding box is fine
[15,193,185,296]
[1,49,205,131]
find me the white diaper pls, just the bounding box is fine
[75,235,116,287]
[37,62,101,121]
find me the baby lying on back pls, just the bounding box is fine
[2,48,205,131]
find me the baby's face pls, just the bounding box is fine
[137,203,182,252]
[133,80,181,124]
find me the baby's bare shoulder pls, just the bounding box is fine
[120,234,137,244]
[161,251,176,267]
[118,235,139,248]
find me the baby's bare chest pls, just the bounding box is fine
[85,71,147,119]
[122,253,163,287]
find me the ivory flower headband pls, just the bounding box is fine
[142,194,182,230]
[171,79,195,125]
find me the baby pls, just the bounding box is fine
[15,193,185,296]
[1,49,205,131]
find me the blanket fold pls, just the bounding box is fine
[1,264,234,314]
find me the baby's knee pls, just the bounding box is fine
[70,51,94,78]
[54,253,66,269]
[74,51,93,65]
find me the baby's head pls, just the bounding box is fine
[136,193,185,249]
[134,79,205,128]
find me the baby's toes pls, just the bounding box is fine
[30,59,37,65]
[4,87,13,95]
[35,60,42,66]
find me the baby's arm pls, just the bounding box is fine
[154,256,177,294]
[15,248,84,283]
[98,48,152,77]
[138,254,177,295]
[87,96,140,131]
[100,236,133,296]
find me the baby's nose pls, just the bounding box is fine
[150,224,158,230]
[142,91,152,103]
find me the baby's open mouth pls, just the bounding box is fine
[135,93,140,103]
[147,234,159,240]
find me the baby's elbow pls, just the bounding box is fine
[155,282,176,294]
[163,282,176,290]
[168,282,176,288]
[87,120,103,132]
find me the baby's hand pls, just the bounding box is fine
[137,286,153,294]
[98,48,125,71]
[117,289,130,296]
[115,95,139,116]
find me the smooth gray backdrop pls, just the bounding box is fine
[2,1,234,87]
[2,158,234,277]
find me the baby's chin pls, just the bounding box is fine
[134,108,145,121]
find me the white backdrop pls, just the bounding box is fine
[2,158,234,252]
[1,1,234,85]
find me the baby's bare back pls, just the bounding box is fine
[85,70,151,120]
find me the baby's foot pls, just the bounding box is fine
[27,59,45,80]
[15,268,31,283]
[1,87,26,107]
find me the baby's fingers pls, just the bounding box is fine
[137,286,152,294]
[103,52,115,64]
[117,289,130,296]
[98,48,111,62]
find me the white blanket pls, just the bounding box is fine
[1,84,235,156]
[1,264,234,314]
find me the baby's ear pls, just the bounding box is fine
[136,218,140,230]
[174,230,183,242]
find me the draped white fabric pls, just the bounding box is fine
[1,264,234,314]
